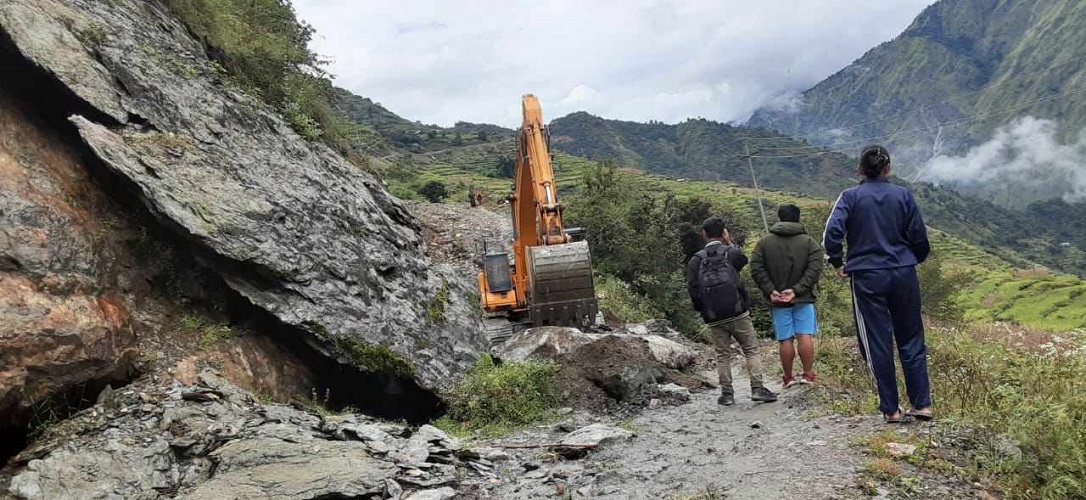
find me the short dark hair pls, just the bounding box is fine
[702,216,726,238]
[859,145,890,178]
[777,203,800,223]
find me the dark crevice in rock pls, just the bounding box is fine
[231,294,445,423]
[0,370,139,466]
[0,17,444,451]
[126,111,151,127]
[0,26,122,129]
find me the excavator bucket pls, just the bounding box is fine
[526,241,598,328]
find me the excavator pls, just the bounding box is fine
[477,95,598,338]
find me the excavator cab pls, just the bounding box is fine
[478,95,598,336]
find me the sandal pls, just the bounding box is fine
[905,408,933,422]
[883,411,903,424]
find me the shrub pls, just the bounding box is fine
[418,180,449,203]
[437,355,560,434]
[168,0,348,146]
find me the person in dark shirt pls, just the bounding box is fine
[687,217,778,406]
[823,145,933,423]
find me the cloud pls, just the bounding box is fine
[560,84,598,106]
[294,0,934,127]
[919,117,1086,202]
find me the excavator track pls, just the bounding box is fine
[527,241,598,328]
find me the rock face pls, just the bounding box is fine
[4,373,492,499]
[0,0,486,391]
[0,75,141,448]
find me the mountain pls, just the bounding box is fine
[549,112,856,199]
[332,88,513,154]
[748,0,1086,208]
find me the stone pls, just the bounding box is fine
[994,436,1023,461]
[750,421,763,429]
[638,335,698,370]
[658,383,691,402]
[492,327,593,361]
[385,478,404,499]
[560,424,635,448]
[468,447,511,462]
[885,442,918,458]
[494,328,696,371]
[404,486,458,500]
[184,438,394,499]
[598,364,663,403]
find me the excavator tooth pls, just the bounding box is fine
[526,241,598,328]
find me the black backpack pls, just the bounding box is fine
[695,245,746,321]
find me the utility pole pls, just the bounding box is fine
[744,143,770,233]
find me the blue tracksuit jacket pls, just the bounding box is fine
[823,176,934,414]
[822,177,930,272]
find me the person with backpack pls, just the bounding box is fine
[687,216,778,406]
[823,145,933,423]
[750,203,823,388]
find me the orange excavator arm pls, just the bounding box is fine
[478,95,597,332]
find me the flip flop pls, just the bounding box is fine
[906,409,933,422]
[883,413,903,424]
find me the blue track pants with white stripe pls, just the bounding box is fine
[850,266,932,414]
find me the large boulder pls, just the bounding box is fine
[0,0,487,389]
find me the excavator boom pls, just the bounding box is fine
[478,95,598,332]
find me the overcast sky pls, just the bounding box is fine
[295,0,934,128]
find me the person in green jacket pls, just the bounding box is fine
[750,204,824,388]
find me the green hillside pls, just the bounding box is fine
[748,0,1086,206]
[548,112,856,199]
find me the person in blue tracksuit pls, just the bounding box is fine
[823,145,933,423]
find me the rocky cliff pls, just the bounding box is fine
[0,0,487,457]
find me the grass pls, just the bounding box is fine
[817,323,1086,499]
[958,269,1086,330]
[595,273,663,324]
[427,278,449,324]
[177,314,235,349]
[434,354,560,437]
[333,337,415,378]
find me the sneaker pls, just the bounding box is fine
[751,386,778,403]
[799,373,817,385]
[718,392,736,406]
[782,375,798,389]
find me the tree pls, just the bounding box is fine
[918,255,964,322]
[418,181,449,203]
[477,130,489,141]
[492,155,515,178]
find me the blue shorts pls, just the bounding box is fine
[770,303,818,341]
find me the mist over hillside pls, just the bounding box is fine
[748,0,1086,208]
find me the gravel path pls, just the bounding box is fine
[484,367,882,499]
